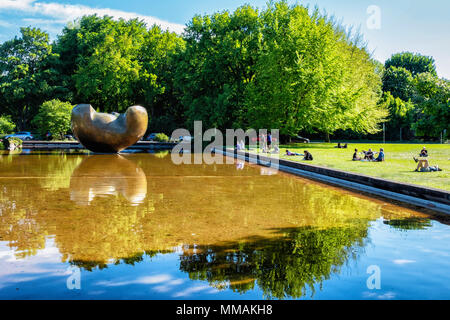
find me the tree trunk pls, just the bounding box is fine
[325,132,330,143]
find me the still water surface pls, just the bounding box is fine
[0,150,449,299]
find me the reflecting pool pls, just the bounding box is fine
[0,150,449,299]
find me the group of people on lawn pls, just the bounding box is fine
[237,139,441,172]
[352,148,385,162]
[284,144,441,172]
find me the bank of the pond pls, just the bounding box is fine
[217,148,450,215]
[279,143,450,191]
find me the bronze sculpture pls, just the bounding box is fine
[71,104,148,153]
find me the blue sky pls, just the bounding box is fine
[0,0,449,79]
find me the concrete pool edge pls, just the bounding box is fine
[216,148,450,215]
[20,140,176,150]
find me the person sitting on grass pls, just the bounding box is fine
[352,148,361,161]
[419,147,428,157]
[373,148,385,162]
[363,149,375,161]
[236,140,245,151]
[303,150,313,161]
[286,149,301,156]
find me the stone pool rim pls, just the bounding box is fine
[216,148,450,215]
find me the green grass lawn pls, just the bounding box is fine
[268,143,449,191]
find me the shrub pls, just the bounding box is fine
[154,133,169,142]
[4,137,23,150]
[0,115,15,134]
[31,99,73,140]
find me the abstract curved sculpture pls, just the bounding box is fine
[71,104,148,153]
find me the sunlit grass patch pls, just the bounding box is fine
[274,143,450,191]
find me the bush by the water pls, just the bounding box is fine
[3,137,23,150]
[154,133,169,142]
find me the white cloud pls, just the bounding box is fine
[0,0,35,11]
[172,284,218,297]
[0,19,12,27]
[362,291,396,300]
[0,0,185,33]
[393,259,416,265]
[95,273,174,287]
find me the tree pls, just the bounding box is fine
[0,115,16,134]
[382,52,448,140]
[174,5,262,130]
[69,17,150,112]
[245,2,386,139]
[31,99,73,140]
[412,73,450,139]
[385,52,437,77]
[54,15,184,131]
[0,27,66,129]
[139,25,185,132]
[381,92,415,140]
[382,66,414,101]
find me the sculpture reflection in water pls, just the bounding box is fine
[70,155,147,206]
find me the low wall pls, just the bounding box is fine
[21,140,176,150]
[219,148,450,214]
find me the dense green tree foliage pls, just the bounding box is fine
[412,73,450,138]
[382,52,448,140]
[53,15,184,131]
[141,26,185,132]
[385,52,436,77]
[382,66,414,102]
[0,115,15,134]
[175,5,262,130]
[0,27,67,129]
[31,99,73,139]
[0,3,446,140]
[245,2,386,139]
[55,16,150,112]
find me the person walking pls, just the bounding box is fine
[267,132,272,151]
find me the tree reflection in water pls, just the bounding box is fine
[179,226,369,299]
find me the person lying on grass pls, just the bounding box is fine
[286,149,301,156]
[335,142,348,149]
[413,156,442,172]
[285,149,313,160]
